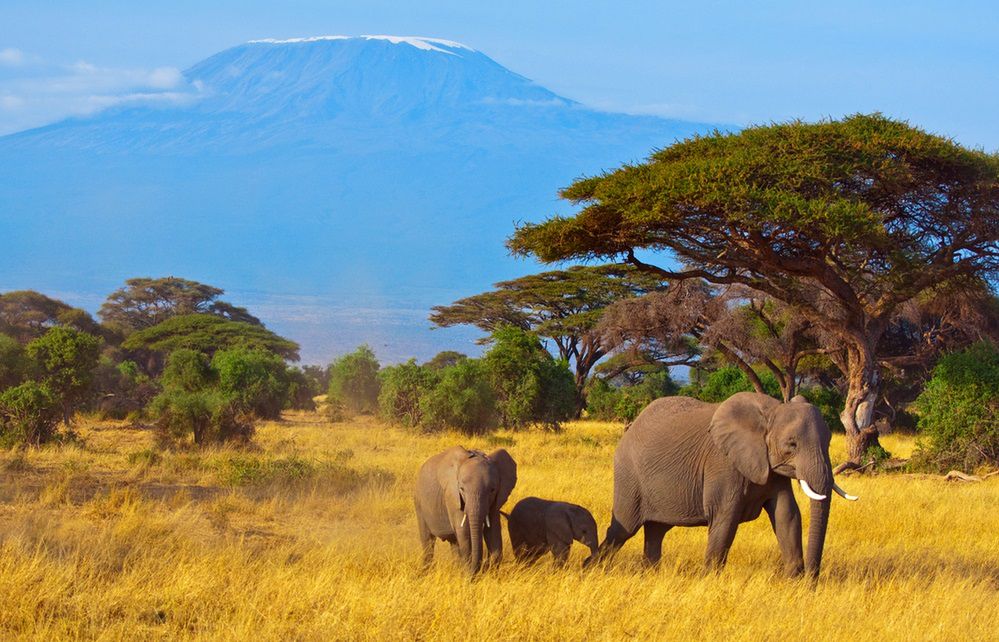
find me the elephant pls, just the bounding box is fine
[590,392,857,578]
[505,497,600,566]
[414,446,517,574]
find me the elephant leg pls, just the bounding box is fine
[764,484,804,577]
[642,522,672,566]
[449,540,462,561]
[704,511,740,572]
[551,542,571,567]
[485,511,503,567]
[417,516,435,569]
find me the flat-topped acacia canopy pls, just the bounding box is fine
[509,114,999,463]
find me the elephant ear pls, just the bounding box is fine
[545,508,573,547]
[708,392,777,485]
[487,448,517,508]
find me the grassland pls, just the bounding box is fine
[0,413,996,640]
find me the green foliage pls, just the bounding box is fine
[328,345,381,415]
[419,359,497,434]
[0,333,27,389]
[0,381,61,446]
[25,326,102,422]
[912,342,999,471]
[378,360,439,427]
[424,351,467,370]
[480,326,576,430]
[587,371,679,422]
[122,314,299,362]
[92,356,158,420]
[681,366,781,402]
[798,385,845,432]
[212,347,290,419]
[150,350,251,445]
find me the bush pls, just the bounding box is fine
[798,384,845,432]
[681,366,781,402]
[150,350,253,445]
[212,347,290,419]
[481,327,576,430]
[419,359,497,434]
[0,333,27,389]
[25,326,102,423]
[92,357,158,420]
[328,345,381,415]
[911,342,999,472]
[151,388,252,446]
[587,371,679,422]
[378,360,438,427]
[0,381,61,446]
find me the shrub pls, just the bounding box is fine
[481,327,576,430]
[159,349,213,392]
[212,347,290,419]
[0,333,27,389]
[25,326,102,423]
[0,381,61,446]
[681,366,781,402]
[378,360,438,427]
[587,371,679,422]
[911,342,999,471]
[328,345,381,415]
[92,357,158,419]
[151,388,252,446]
[798,385,845,432]
[419,359,497,434]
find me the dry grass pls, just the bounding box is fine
[0,413,996,640]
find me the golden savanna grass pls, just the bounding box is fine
[0,413,996,640]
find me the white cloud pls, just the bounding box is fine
[0,48,24,66]
[0,53,199,135]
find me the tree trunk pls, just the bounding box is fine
[838,342,886,466]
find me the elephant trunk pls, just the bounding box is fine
[467,504,484,575]
[803,456,833,578]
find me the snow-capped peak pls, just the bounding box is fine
[247,35,474,56]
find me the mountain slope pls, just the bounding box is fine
[0,36,714,363]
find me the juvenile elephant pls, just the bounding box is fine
[592,392,857,578]
[506,497,599,566]
[414,446,517,574]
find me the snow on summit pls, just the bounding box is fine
[247,35,474,55]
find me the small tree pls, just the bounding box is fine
[378,360,439,427]
[912,342,999,471]
[419,360,497,434]
[25,327,102,425]
[328,345,381,415]
[480,327,576,430]
[212,347,290,420]
[0,381,61,446]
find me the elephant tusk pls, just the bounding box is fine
[460,514,467,528]
[832,482,859,501]
[799,479,827,501]
[485,515,490,528]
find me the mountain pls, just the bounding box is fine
[0,35,715,363]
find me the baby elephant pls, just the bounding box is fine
[506,497,599,566]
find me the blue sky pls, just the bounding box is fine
[1,0,997,148]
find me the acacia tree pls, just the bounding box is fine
[510,115,999,465]
[430,264,662,402]
[0,291,103,343]
[99,277,261,333]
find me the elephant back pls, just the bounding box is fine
[627,396,714,437]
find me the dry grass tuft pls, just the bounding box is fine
[0,414,995,640]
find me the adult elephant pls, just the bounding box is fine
[591,392,857,578]
[414,446,517,574]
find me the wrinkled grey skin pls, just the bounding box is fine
[414,446,517,574]
[590,392,836,578]
[506,497,599,566]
